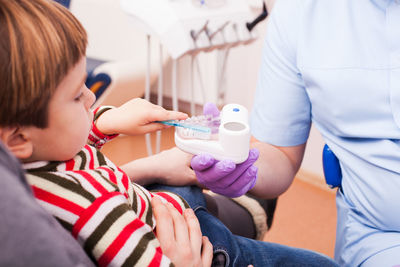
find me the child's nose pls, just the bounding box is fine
[85,88,96,109]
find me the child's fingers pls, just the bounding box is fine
[150,109,188,122]
[165,203,190,246]
[184,208,208,267]
[184,208,203,254]
[201,236,213,267]
[152,197,175,245]
[165,110,188,121]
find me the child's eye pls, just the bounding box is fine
[74,93,83,101]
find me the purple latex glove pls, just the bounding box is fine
[203,102,220,118]
[191,148,259,198]
[191,102,259,198]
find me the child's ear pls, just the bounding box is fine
[0,127,33,159]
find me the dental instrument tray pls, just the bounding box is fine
[166,104,250,164]
[120,0,258,59]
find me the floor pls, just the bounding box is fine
[264,178,337,258]
[102,127,337,260]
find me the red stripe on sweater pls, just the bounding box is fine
[98,166,117,184]
[121,173,129,192]
[65,158,75,171]
[148,246,163,267]
[97,219,146,267]
[85,145,95,169]
[154,192,183,214]
[91,120,107,140]
[75,170,108,195]
[117,166,130,191]
[88,134,97,143]
[138,195,146,218]
[72,192,120,238]
[93,107,101,114]
[32,186,84,215]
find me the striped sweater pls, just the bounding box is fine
[24,107,188,267]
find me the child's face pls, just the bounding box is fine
[26,56,95,162]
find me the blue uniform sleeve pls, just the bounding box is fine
[250,0,311,146]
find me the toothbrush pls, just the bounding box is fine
[157,119,211,133]
[157,118,213,140]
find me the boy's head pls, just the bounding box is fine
[0,0,87,128]
[0,0,96,162]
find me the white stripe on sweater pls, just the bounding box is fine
[92,211,139,261]
[135,238,171,267]
[89,169,120,192]
[108,222,155,266]
[76,194,127,246]
[61,171,103,198]
[26,174,92,209]
[38,199,80,224]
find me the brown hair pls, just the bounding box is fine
[0,0,87,128]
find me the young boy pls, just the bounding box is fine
[0,1,339,266]
[0,1,211,266]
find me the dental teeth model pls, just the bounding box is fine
[158,114,217,140]
[160,104,250,164]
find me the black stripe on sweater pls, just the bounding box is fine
[76,150,87,170]
[135,185,154,226]
[56,217,73,232]
[96,149,107,166]
[121,231,157,267]
[34,171,96,202]
[84,203,128,253]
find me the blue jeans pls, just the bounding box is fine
[147,185,339,267]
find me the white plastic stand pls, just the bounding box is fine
[175,104,250,163]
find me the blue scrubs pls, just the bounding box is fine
[250,0,400,266]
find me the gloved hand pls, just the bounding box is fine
[190,103,259,198]
[191,149,259,198]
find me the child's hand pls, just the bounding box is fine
[96,98,188,135]
[152,197,213,267]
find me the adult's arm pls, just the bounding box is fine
[121,147,199,187]
[249,0,310,199]
[249,138,306,199]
